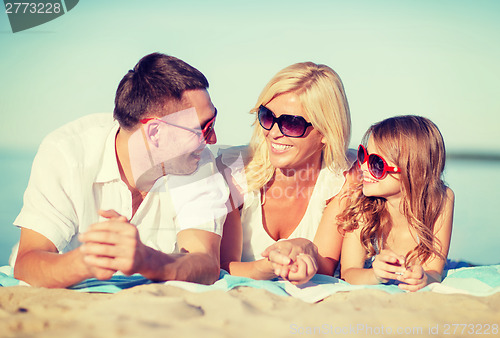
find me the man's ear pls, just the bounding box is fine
[147,122,161,147]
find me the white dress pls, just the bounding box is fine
[218,146,354,262]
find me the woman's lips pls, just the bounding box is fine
[270,142,293,153]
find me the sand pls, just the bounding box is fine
[1,285,499,337]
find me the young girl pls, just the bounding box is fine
[338,115,454,291]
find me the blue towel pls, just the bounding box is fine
[0,266,153,293]
[0,267,289,296]
[2,264,500,302]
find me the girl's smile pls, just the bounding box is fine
[361,136,402,203]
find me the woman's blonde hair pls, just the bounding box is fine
[338,115,448,266]
[245,62,351,192]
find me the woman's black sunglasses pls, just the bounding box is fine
[258,105,313,138]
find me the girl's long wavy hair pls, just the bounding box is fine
[245,62,351,192]
[338,115,448,266]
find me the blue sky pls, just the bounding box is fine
[1,0,499,153]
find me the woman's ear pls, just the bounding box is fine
[147,122,161,147]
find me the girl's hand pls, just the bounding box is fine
[372,249,406,283]
[397,265,428,292]
[286,253,318,285]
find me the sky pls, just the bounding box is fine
[0,0,499,154]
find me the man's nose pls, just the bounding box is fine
[205,129,217,145]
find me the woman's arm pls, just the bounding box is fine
[219,193,286,280]
[226,259,278,280]
[220,208,243,272]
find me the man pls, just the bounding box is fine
[12,53,228,288]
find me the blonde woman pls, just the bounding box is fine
[219,62,354,284]
[338,115,454,291]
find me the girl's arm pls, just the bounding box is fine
[340,227,377,284]
[398,187,455,291]
[338,165,406,285]
[341,227,407,284]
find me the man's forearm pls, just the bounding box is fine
[138,246,220,285]
[14,248,94,288]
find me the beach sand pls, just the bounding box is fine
[1,285,499,337]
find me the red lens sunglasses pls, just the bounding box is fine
[140,109,217,144]
[357,144,401,179]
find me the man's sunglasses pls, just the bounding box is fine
[357,144,401,179]
[258,105,312,138]
[140,109,217,144]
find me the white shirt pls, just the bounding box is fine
[13,113,228,259]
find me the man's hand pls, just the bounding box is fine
[78,209,147,278]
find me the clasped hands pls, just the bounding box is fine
[372,249,428,291]
[78,210,147,280]
[261,238,319,285]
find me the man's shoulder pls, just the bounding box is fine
[43,113,115,144]
[38,113,117,165]
[40,113,115,149]
[215,144,250,167]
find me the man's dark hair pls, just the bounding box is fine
[113,53,209,129]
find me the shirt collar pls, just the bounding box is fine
[95,123,121,183]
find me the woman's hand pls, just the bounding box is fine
[262,238,318,262]
[286,253,318,285]
[397,265,428,292]
[265,252,318,285]
[371,249,406,283]
[261,238,319,284]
